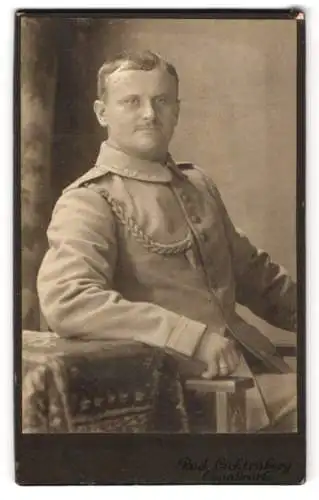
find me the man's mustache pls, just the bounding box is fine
[136,122,161,131]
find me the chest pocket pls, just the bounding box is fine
[83,183,193,256]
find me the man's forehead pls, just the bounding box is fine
[106,67,176,93]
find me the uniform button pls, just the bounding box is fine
[199,232,208,242]
[180,193,189,202]
[190,215,201,224]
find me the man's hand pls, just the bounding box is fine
[194,332,240,379]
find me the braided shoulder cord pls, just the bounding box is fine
[83,183,193,256]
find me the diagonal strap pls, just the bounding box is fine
[226,314,292,374]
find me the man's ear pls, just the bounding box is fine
[174,99,181,126]
[93,100,108,128]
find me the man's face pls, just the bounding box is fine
[95,67,180,161]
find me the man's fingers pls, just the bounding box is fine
[200,340,240,379]
[217,352,230,376]
[201,358,219,379]
[223,347,239,374]
[231,344,240,367]
[230,350,240,371]
[224,341,240,370]
[218,342,240,376]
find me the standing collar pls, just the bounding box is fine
[95,141,186,183]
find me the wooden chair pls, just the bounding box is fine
[185,343,296,432]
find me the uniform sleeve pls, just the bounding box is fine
[210,183,297,332]
[37,187,207,357]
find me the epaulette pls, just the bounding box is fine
[63,164,109,193]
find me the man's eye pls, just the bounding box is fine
[156,96,168,105]
[123,96,140,106]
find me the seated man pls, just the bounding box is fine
[37,50,297,432]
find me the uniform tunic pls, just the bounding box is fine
[37,141,297,431]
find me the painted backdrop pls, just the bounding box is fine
[21,17,297,344]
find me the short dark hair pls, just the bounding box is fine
[97,50,179,100]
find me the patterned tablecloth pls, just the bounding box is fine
[22,331,190,433]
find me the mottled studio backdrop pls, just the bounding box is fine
[21,17,297,344]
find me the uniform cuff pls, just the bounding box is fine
[165,316,207,357]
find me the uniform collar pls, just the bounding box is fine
[95,141,177,183]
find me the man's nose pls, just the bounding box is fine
[140,100,156,120]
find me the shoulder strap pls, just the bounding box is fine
[63,165,109,194]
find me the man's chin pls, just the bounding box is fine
[132,143,167,161]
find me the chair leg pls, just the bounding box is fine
[215,390,247,433]
[215,392,228,432]
[185,377,253,432]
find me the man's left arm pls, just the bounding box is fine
[211,183,297,333]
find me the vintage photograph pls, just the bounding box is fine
[19,12,302,443]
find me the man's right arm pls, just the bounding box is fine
[37,187,207,361]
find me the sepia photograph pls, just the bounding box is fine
[16,10,305,484]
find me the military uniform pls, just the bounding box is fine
[37,141,297,432]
